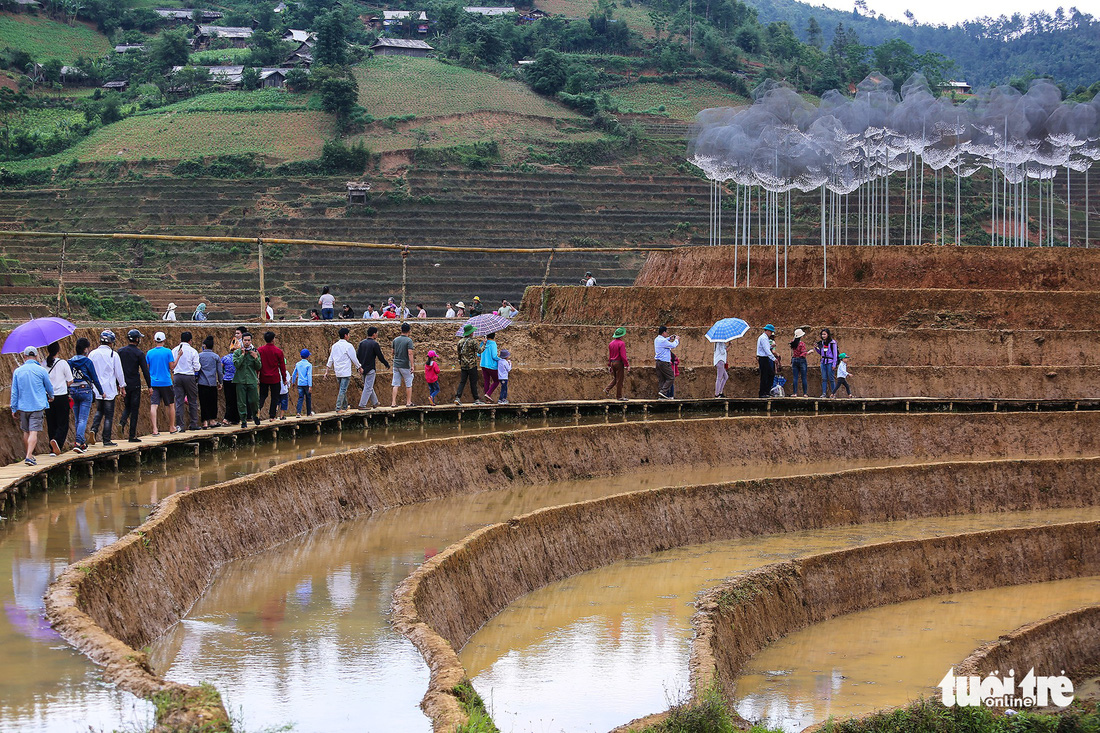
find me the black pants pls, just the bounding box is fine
[173,373,199,430]
[454,367,480,401]
[91,398,115,442]
[118,386,142,440]
[223,380,238,423]
[758,356,775,397]
[834,377,852,396]
[45,396,70,450]
[198,384,219,422]
[258,382,281,420]
[656,360,675,397]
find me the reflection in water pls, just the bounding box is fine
[736,576,1100,731]
[461,507,1100,733]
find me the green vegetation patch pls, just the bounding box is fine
[187,47,253,66]
[0,107,87,136]
[608,79,749,120]
[354,56,581,120]
[536,0,660,38]
[0,12,112,64]
[133,89,317,116]
[452,680,501,733]
[824,697,1100,732]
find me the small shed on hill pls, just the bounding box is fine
[346,182,371,204]
[370,38,434,57]
[155,8,222,22]
[13,0,42,12]
[102,80,128,90]
[464,6,515,15]
[193,24,254,49]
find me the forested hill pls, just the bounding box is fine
[746,0,1100,90]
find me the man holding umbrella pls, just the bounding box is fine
[756,324,777,398]
[11,346,53,465]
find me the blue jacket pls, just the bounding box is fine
[291,359,313,387]
[67,355,104,394]
[11,359,53,412]
[479,339,499,369]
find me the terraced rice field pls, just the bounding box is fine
[354,56,581,119]
[0,110,334,171]
[0,12,112,63]
[609,79,749,120]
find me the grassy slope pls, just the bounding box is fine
[609,79,749,120]
[354,56,582,119]
[536,0,660,38]
[0,12,112,63]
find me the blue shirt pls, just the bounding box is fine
[479,339,499,369]
[146,346,174,387]
[11,359,53,412]
[221,353,236,382]
[291,359,313,387]
[654,335,679,362]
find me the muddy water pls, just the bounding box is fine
[0,416,596,733]
[461,507,1100,733]
[736,576,1100,731]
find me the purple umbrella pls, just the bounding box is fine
[2,317,77,354]
[456,314,513,338]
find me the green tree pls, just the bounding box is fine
[149,28,191,72]
[241,66,262,90]
[172,66,212,96]
[319,75,358,117]
[249,30,295,66]
[807,16,823,49]
[527,48,567,95]
[314,10,347,66]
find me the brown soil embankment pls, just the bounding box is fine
[691,522,1100,707]
[635,245,1100,291]
[397,457,1100,731]
[522,286,1100,330]
[956,605,1100,681]
[45,412,1100,731]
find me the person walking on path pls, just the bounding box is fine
[789,329,809,398]
[192,303,208,321]
[445,303,456,319]
[44,342,72,455]
[163,303,177,321]
[756,325,777,398]
[89,330,126,447]
[605,327,629,400]
[325,327,360,413]
[357,326,389,410]
[220,346,237,426]
[171,332,201,432]
[117,329,150,443]
[11,346,53,465]
[814,329,839,398]
[424,350,441,405]
[319,286,336,320]
[265,297,274,321]
[257,331,287,422]
[197,335,224,428]
[583,272,596,286]
[654,326,679,399]
[479,332,500,402]
[468,296,483,316]
[68,338,102,453]
[713,340,729,398]
[146,332,176,435]
[497,349,512,403]
[291,349,314,416]
[391,322,415,408]
[453,324,483,404]
[232,332,262,428]
[834,353,853,397]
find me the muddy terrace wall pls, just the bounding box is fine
[396,457,1100,731]
[635,245,1100,291]
[956,605,1100,681]
[690,521,1100,712]
[44,411,1100,730]
[521,286,1100,330]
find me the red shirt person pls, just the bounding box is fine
[257,330,287,421]
[604,327,630,400]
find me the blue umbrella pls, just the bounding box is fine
[2,317,77,354]
[705,318,750,344]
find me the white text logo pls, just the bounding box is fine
[939,668,1074,708]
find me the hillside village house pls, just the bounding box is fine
[382,10,430,33]
[193,25,254,50]
[170,66,288,89]
[369,38,434,57]
[154,8,223,22]
[464,6,515,15]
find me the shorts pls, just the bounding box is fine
[150,385,174,405]
[392,367,413,388]
[18,409,44,432]
[278,394,289,410]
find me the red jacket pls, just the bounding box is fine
[258,343,286,384]
[608,338,629,367]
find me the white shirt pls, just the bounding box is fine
[163,310,177,321]
[756,333,776,361]
[713,342,727,366]
[417,309,427,318]
[90,345,125,399]
[837,362,849,378]
[266,305,275,320]
[172,342,201,375]
[585,277,596,286]
[319,293,336,309]
[654,335,678,362]
[48,358,73,395]
[500,305,517,318]
[369,310,381,319]
[326,339,360,378]
[445,308,456,319]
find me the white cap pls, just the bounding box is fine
[167,303,177,310]
[154,331,166,342]
[22,346,38,356]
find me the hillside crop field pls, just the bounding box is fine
[1,110,333,171]
[133,89,318,115]
[0,106,87,135]
[0,12,112,63]
[354,56,581,119]
[609,79,749,120]
[534,0,659,38]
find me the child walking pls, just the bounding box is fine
[424,350,441,406]
[497,349,512,403]
[834,353,853,397]
[291,349,314,416]
[277,372,289,420]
